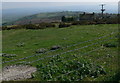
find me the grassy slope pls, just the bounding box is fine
[18,11,81,20]
[2,24,119,81]
[12,11,82,25]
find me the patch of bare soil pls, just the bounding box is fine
[1,65,37,81]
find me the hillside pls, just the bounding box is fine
[2,24,119,81]
[3,11,83,25]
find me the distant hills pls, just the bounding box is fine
[3,11,83,25]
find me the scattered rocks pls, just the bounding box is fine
[1,65,37,81]
[50,45,61,50]
[35,48,46,53]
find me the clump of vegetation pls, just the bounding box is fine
[23,23,56,29]
[59,23,71,28]
[23,24,37,29]
[71,21,81,25]
[36,55,106,81]
[2,22,56,30]
[39,22,56,28]
[2,25,23,30]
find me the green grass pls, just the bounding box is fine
[2,24,119,81]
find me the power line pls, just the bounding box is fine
[100,4,106,18]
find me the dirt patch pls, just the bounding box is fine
[1,65,37,81]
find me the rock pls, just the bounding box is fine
[35,48,46,53]
[50,45,61,50]
[16,42,25,47]
[63,38,67,40]
[2,53,17,58]
[1,65,37,81]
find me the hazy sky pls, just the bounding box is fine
[2,2,118,13]
[2,0,119,2]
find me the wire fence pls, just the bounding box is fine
[2,32,116,64]
[25,36,114,64]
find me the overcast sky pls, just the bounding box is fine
[2,2,118,13]
[1,0,119,2]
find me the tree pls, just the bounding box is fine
[61,16,66,22]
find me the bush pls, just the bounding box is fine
[2,25,23,30]
[2,26,7,30]
[71,21,81,25]
[24,23,56,30]
[39,23,55,28]
[59,23,71,28]
[23,24,38,29]
[2,23,56,30]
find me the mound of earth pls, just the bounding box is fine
[1,65,37,81]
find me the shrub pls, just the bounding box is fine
[39,23,56,28]
[2,26,7,30]
[23,24,37,29]
[59,23,71,28]
[2,25,23,30]
[71,21,81,25]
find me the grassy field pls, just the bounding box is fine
[2,24,119,81]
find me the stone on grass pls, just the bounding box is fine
[35,48,46,53]
[1,65,37,81]
[16,42,25,47]
[50,45,61,50]
[2,53,17,58]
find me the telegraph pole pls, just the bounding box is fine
[100,4,106,18]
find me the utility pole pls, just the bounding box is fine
[100,4,106,18]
